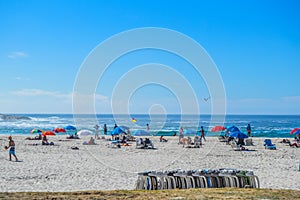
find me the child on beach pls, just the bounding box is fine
[5,136,18,161]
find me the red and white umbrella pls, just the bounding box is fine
[211,126,226,132]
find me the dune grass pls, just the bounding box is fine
[1,188,300,200]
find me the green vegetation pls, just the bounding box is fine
[1,188,300,200]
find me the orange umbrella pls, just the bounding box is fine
[53,127,66,133]
[42,131,56,136]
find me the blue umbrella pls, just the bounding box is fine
[111,126,124,135]
[294,130,300,134]
[132,130,150,136]
[291,129,300,135]
[226,126,240,133]
[64,125,77,131]
[229,131,248,139]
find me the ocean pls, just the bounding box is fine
[0,114,299,138]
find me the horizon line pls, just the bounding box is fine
[1,113,300,116]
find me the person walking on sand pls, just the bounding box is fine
[5,136,18,161]
[247,124,251,137]
[200,126,206,142]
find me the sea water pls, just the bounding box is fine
[0,114,299,138]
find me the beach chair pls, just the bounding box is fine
[136,138,144,149]
[144,138,154,149]
[136,138,154,149]
[264,139,276,150]
[193,136,202,148]
[236,170,260,188]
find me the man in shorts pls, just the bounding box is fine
[6,136,18,161]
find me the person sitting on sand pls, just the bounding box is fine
[290,141,300,148]
[180,136,192,147]
[279,139,291,144]
[237,138,245,146]
[160,135,168,142]
[88,137,96,145]
[42,135,49,145]
[121,135,127,143]
[25,133,42,140]
[67,133,80,139]
[5,136,18,161]
[226,136,235,145]
[36,134,42,140]
[194,136,202,144]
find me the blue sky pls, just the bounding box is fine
[0,0,299,114]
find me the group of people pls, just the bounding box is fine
[93,124,108,140]
[178,126,206,145]
[281,137,300,148]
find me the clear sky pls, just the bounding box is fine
[0,0,299,114]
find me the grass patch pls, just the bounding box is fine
[0,188,300,200]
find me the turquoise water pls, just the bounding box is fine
[0,114,299,138]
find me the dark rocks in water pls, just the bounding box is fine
[0,114,31,120]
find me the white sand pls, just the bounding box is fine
[0,135,299,192]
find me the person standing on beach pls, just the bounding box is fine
[5,136,18,162]
[247,124,251,137]
[103,124,107,135]
[178,127,184,144]
[200,126,206,142]
[94,124,100,139]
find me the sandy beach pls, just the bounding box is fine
[0,135,299,192]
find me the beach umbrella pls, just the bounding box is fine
[77,130,93,136]
[226,126,240,133]
[42,131,56,136]
[111,126,124,135]
[290,128,300,134]
[132,130,150,136]
[229,131,248,139]
[64,125,77,131]
[31,129,43,134]
[119,125,131,134]
[53,127,66,133]
[211,126,226,132]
